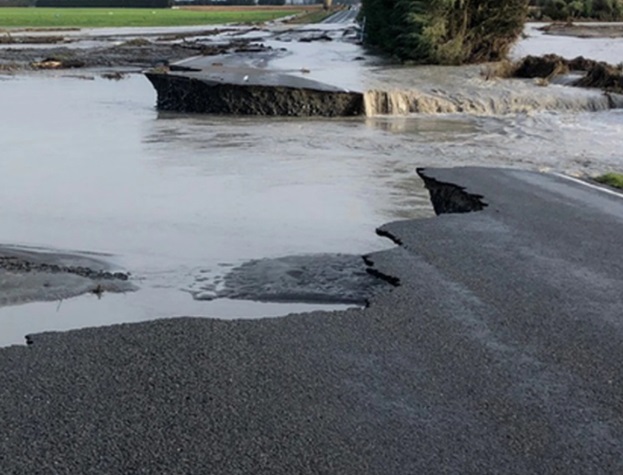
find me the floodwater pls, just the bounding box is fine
[513,22,623,63]
[0,23,622,346]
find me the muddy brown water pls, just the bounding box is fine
[0,72,429,345]
[1,48,622,345]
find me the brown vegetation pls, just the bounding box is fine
[0,34,65,44]
[487,54,623,94]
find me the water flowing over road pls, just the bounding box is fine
[2,15,623,474]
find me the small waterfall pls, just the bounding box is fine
[363,86,622,117]
[364,90,457,116]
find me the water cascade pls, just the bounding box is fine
[363,87,623,116]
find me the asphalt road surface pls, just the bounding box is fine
[1,167,622,474]
[321,7,359,24]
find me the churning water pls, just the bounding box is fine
[0,25,622,345]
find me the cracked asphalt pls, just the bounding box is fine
[1,167,622,474]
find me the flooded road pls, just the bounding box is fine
[0,72,429,345]
[1,23,622,346]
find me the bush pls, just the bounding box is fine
[592,0,623,19]
[362,0,530,64]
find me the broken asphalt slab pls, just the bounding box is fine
[1,167,623,474]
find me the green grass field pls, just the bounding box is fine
[0,7,303,28]
[595,172,623,190]
[285,8,332,24]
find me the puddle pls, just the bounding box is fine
[0,289,349,347]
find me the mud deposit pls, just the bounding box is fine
[539,22,623,38]
[513,54,623,94]
[0,246,135,307]
[190,254,391,304]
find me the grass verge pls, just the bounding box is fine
[595,172,623,189]
[285,7,333,24]
[0,7,303,28]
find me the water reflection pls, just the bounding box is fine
[365,116,480,137]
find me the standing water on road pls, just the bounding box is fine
[0,24,622,345]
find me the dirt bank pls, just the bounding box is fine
[539,22,623,38]
[0,37,271,72]
[488,54,623,95]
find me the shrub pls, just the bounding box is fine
[532,0,623,20]
[362,0,530,64]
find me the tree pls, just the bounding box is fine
[592,0,623,19]
[362,0,530,64]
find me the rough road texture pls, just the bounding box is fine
[145,72,364,117]
[0,43,194,71]
[1,167,623,474]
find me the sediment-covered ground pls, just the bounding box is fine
[189,253,392,304]
[503,53,623,94]
[0,29,273,72]
[0,246,134,306]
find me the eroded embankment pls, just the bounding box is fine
[367,168,488,290]
[415,168,488,215]
[511,54,623,95]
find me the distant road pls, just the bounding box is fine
[321,6,359,24]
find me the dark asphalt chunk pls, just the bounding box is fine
[1,167,623,474]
